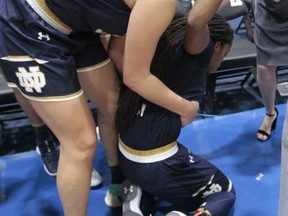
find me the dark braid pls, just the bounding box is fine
[151,17,187,80]
[115,14,233,132]
[209,13,234,47]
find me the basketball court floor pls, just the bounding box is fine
[0,103,285,216]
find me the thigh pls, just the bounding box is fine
[78,61,120,117]
[29,95,96,150]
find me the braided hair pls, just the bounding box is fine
[115,14,234,132]
[208,13,234,47]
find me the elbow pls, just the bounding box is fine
[123,73,137,90]
[186,15,204,32]
[123,75,130,87]
[123,64,149,90]
[123,68,147,91]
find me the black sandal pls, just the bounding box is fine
[257,107,279,142]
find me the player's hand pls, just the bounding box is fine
[180,101,199,126]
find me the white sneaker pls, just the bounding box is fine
[90,169,103,189]
[166,211,187,216]
[104,183,123,207]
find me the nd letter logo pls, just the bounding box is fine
[16,66,46,93]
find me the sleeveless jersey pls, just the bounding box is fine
[45,0,131,35]
[120,41,213,151]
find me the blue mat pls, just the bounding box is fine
[0,104,284,216]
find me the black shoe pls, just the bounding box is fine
[36,138,59,176]
[257,107,279,142]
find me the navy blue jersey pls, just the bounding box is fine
[120,41,212,150]
[45,0,131,35]
[120,105,182,151]
[165,40,213,101]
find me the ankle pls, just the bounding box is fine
[266,107,278,117]
[109,164,125,184]
[266,111,276,117]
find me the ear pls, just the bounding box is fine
[213,41,222,53]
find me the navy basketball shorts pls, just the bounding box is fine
[119,143,233,211]
[0,0,109,101]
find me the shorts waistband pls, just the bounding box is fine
[119,139,178,163]
[26,0,73,34]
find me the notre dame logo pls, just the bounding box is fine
[16,66,46,93]
[203,183,222,197]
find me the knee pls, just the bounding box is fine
[60,129,97,164]
[77,131,97,155]
[257,65,276,80]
